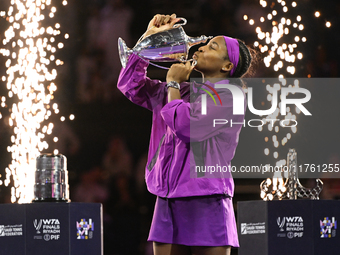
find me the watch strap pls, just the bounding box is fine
[166,81,180,90]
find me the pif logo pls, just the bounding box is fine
[200,84,311,116]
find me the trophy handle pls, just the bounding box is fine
[134,17,187,47]
[173,17,187,28]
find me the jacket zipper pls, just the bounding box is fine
[147,134,165,171]
[165,134,175,198]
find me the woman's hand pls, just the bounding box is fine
[142,14,181,40]
[166,61,195,84]
[166,61,194,102]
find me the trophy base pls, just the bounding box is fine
[32,198,70,203]
[118,37,130,68]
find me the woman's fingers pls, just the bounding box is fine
[158,15,167,27]
[155,14,165,27]
[166,61,194,83]
[143,14,180,40]
[162,15,168,25]
[149,14,160,27]
[147,15,157,30]
[163,15,171,24]
[152,14,178,27]
[162,53,186,61]
[154,15,161,27]
[169,14,181,27]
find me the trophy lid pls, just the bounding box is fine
[36,153,67,171]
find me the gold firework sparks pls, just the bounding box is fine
[246,0,306,76]
[0,0,68,203]
[245,1,332,200]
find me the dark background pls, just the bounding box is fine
[0,0,339,254]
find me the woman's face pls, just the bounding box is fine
[193,36,233,78]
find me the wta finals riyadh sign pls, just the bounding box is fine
[199,83,311,128]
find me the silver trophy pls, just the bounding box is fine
[118,18,212,69]
[260,149,323,200]
[33,153,70,202]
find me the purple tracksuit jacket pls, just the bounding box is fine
[117,54,246,198]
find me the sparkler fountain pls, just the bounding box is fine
[0,0,68,203]
[244,0,330,199]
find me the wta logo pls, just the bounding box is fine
[33,219,42,234]
[277,217,286,231]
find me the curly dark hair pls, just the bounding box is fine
[224,39,258,78]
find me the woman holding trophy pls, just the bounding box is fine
[117,14,256,255]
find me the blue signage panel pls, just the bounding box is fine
[0,204,25,255]
[70,203,102,255]
[0,202,102,255]
[238,200,340,255]
[26,203,69,254]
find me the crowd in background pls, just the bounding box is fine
[73,1,340,254]
[0,0,340,254]
[74,0,340,104]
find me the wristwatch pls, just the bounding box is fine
[166,81,180,90]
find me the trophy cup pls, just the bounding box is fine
[118,18,212,69]
[33,153,70,202]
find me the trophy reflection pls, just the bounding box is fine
[118,18,212,69]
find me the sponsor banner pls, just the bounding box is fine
[33,219,61,241]
[276,216,304,239]
[0,224,23,237]
[241,222,266,235]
